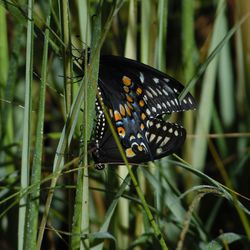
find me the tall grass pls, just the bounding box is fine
[0,0,250,249]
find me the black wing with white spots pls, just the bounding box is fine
[90,55,196,167]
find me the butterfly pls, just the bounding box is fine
[89,55,196,169]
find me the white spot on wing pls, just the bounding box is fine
[146,108,151,116]
[149,133,156,142]
[156,148,163,154]
[160,137,170,147]
[148,87,158,97]
[152,107,157,113]
[174,130,179,136]
[140,72,144,83]
[146,90,153,98]
[156,88,162,95]
[163,89,169,96]
[156,136,162,144]
[156,123,161,129]
[153,77,159,83]
[130,135,135,140]
[188,97,193,104]
[137,133,143,138]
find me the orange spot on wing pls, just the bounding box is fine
[141,112,146,120]
[125,147,136,158]
[137,145,144,151]
[114,111,122,121]
[140,123,145,130]
[122,76,132,86]
[127,102,133,110]
[123,86,130,93]
[117,126,125,138]
[139,100,145,107]
[124,104,131,116]
[126,94,134,103]
[136,87,143,95]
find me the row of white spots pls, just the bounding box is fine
[95,111,105,146]
[95,88,106,147]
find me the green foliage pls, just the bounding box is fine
[0,0,249,249]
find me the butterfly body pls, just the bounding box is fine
[91,55,196,167]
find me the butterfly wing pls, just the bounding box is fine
[99,55,196,115]
[91,55,196,165]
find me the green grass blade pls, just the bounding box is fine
[156,0,167,71]
[61,0,73,113]
[218,11,235,127]
[0,5,8,86]
[23,5,51,250]
[36,2,105,247]
[92,174,131,250]
[181,0,196,188]
[202,232,245,250]
[140,0,151,63]
[18,0,34,249]
[125,0,137,59]
[77,0,91,45]
[70,1,91,249]
[191,0,225,174]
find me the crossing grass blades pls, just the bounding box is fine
[88,55,197,169]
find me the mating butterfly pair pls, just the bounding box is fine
[90,55,196,169]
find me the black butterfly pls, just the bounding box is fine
[90,55,196,169]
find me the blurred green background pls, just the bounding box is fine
[0,0,250,249]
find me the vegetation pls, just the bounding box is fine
[0,0,249,249]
